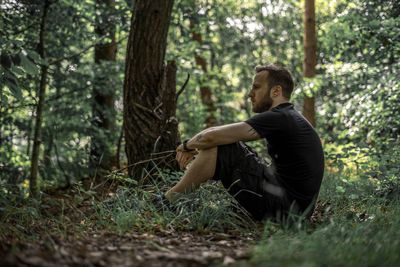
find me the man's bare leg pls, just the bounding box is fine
[165,147,218,201]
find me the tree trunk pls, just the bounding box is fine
[190,19,217,128]
[123,0,177,178]
[42,130,53,167]
[116,124,124,169]
[30,0,50,196]
[302,0,317,126]
[90,0,117,175]
[26,112,33,156]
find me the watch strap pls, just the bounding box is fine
[183,139,195,152]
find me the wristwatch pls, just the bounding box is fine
[183,139,195,152]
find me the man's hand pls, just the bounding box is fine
[176,145,198,170]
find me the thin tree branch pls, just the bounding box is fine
[176,73,190,100]
[113,153,174,173]
[48,35,128,65]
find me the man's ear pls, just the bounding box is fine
[271,85,282,97]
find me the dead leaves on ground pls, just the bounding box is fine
[4,230,258,267]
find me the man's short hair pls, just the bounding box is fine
[255,64,294,99]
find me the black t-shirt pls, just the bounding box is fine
[245,102,324,212]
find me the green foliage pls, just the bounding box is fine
[317,0,400,149]
[1,1,399,265]
[0,189,61,242]
[0,0,130,187]
[252,200,400,267]
[0,168,257,246]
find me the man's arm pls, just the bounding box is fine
[182,122,261,151]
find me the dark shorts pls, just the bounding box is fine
[212,142,290,221]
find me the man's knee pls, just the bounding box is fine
[196,146,218,165]
[197,146,218,155]
[194,146,218,178]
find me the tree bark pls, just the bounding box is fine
[30,0,50,196]
[90,0,118,175]
[116,124,123,169]
[123,0,177,178]
[302,0,317,126]
[190,19,217,128]
[42,130,53,167]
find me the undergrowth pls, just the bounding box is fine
[250,178,400,267]
[92,169,257,234]
[1,141,399,267]
[0,164,257,251]
[249,142,400,267]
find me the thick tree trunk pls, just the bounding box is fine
[30,0,50,196]
[190,19,217,128]
[159,60,180,153]
[90,0,117,175]
[123,0,177,178]
[302,0,317,126]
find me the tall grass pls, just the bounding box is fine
[250,152,400,267]
[92,169,257,234]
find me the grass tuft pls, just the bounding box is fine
[92,169,257,234]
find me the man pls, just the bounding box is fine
[165,64,324,221]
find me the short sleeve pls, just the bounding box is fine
[245,111,286,138]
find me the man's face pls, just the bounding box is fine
[248,71,273,113]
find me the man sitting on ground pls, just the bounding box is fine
[165,64,325,221]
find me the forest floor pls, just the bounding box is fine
[0,183,262,267]
[3,228,257,267]
[2,167,400,267]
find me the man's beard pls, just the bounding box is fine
[253,96,273,113]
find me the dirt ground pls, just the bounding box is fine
[1,229,258,267]
[0,195,328,267]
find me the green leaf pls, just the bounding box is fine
[26,50,47,65]
[4,71,22,100]
[19,52,39,76]
[336,186,346,193]
[10,65,25,76]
